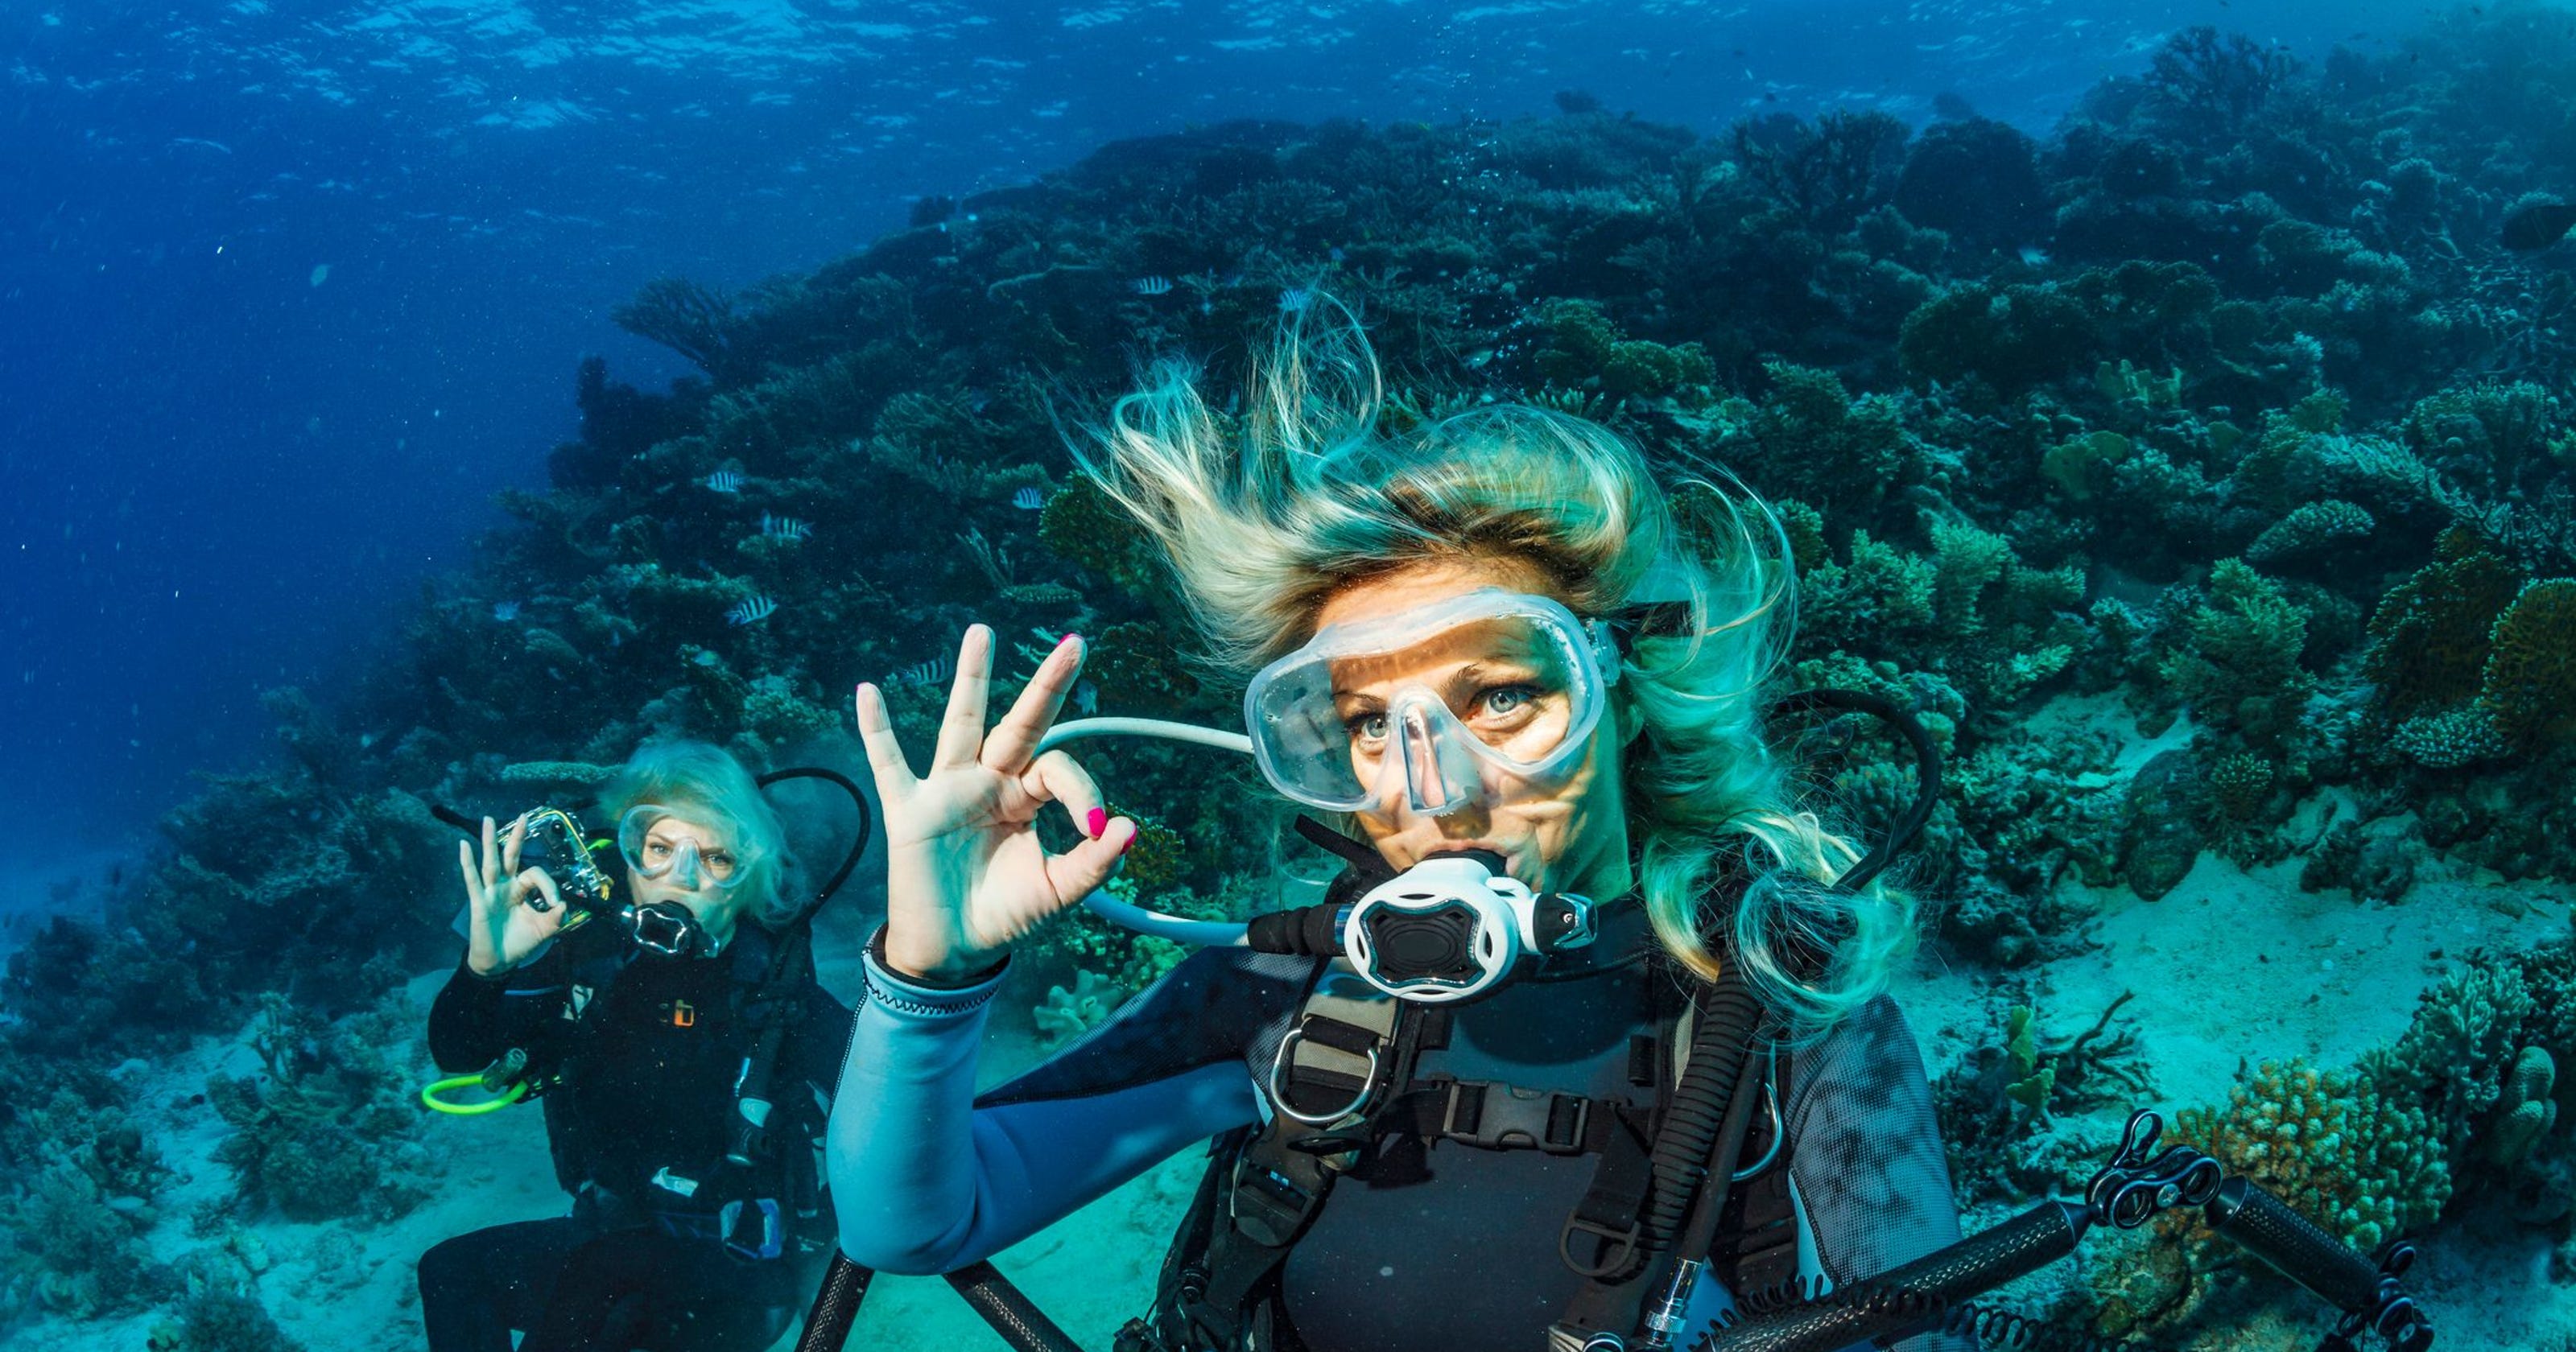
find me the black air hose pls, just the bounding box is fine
[1642,961,1768,1252]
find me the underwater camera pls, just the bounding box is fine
[511,805,617,917]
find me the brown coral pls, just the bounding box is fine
[2479,577,2576,749]
[2362,540,2524,717]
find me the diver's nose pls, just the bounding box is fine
[1393,698,1483,816]
[667,840,707,890]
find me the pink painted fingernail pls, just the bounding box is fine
[1118,827,1137,855]
[1086,807,1108,839]
[1064,632,1081,644]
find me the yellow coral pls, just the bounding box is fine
[2169,1058,2450,1254]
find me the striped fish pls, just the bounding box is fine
[761,513,812,541]
[890,654,955,687]
[1132,275,1173,296]
[726,595,778,626]
[1278,287,1314,314]
[705,469,745,493]
[1012,486,1045,510]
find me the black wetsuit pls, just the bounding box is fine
[420,921,851,1352]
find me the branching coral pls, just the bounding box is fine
[1732,109,1909,235]
[613,278,753,385]
[2156,559,2314,742]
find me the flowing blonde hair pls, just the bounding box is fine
[597,740,797,930]
[1073,306,1918,1040]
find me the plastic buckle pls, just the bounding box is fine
[1228,1160,1314,1248]
[1442,1080,1591,1154]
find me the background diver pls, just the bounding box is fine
[419,740,852,1352]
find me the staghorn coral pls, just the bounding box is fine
[1731,109,1909,235]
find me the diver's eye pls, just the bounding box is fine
[645,842,674,862]
[1477,684,1540,718]
[703,851,737,877]
[1345,711,1389,744]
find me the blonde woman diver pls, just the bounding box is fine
[825,314,1971,1352]
[423,740,852,1352]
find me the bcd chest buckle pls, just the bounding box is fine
[1436,1078,1594,1155]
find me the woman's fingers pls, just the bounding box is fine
[852,683,919,799]
[459,840,485,907]
[929,625,995,772]
[479,816,501,891]
[1018,748,1105,835]
[518,869,562,913]
[981,633,1083,773]
[502,816,527,875]
[1043,816,1137,911]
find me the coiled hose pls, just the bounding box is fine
[1641,959,1768,1255]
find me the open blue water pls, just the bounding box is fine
[4,0,2435,847]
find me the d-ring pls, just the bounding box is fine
[1267,1026,1384,1125]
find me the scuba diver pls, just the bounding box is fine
[419,740,852,1352]
[823,311,1975,1352]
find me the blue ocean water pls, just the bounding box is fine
[3,0,2435,851]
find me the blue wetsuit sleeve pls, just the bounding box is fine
[824,942,1268,1275]
[1779,993,1979,1352]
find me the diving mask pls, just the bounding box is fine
[1244,589,1620,815]
[617,806,745,891]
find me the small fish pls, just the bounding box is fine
[2501,200,2576,252]
[891,654,955,687]
[492,600,521,622]
[2017,245,2051,266]
[1327,246,1346,263]
[1132,275,1173,296]
[1013,486,1046,510]
[1073,681,1099,716]
[1278,287,1314,313]
[726,595,778,626]
[760,513,812,541]
[704,469,745,493]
